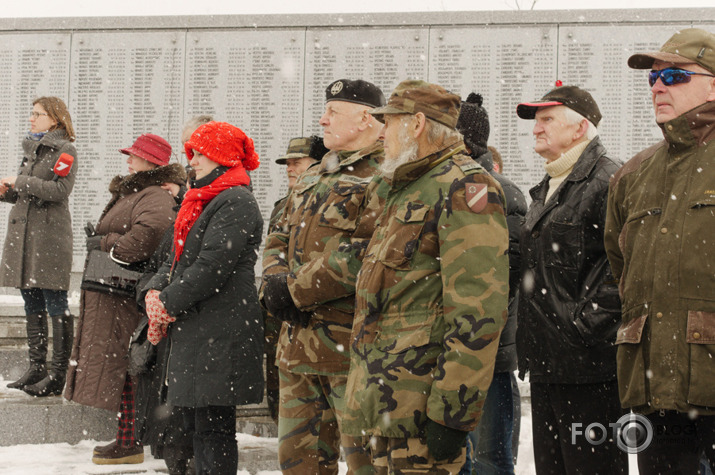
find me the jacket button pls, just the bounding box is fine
[656,312,663,319]
[660,227,668,234]
[693,332,701,340]
[667,124,673,131]
[653,397,660,405]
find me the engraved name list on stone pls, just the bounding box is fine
[303,28,429,137]
[558,24,691,161]
[184,30,305,271]
[0,33,71,259]
[429,26,557,192]
[69,31,184,269]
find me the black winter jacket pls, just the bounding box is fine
[473,150,527,374]
[516,137,622,384]
[145,168,264,408]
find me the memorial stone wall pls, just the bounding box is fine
[0,10,712,274]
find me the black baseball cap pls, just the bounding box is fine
[517,84,602,127]
[325,79,385,108]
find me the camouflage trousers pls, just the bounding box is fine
[278,368,373,475]
[366,435,466,474]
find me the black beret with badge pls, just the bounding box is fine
[325,79,386,108]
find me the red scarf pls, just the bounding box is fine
[173,166,250,261]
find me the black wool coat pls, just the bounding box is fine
[145,169,264,408]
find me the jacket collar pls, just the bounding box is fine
[319,141,383,173]
[529,136,606,202]
[661,100,715,153]
[473,149,494,172]
[390,140,466,187]
[22,129,70,156]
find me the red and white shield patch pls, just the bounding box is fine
[465,183,488,213]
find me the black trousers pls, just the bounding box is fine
[531,381,628,475]
[182,405,237,475]
[637,410,715,475]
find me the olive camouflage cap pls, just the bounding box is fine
[628,28,715,75]
[275,136,327,165]
[369,79,461,129]
[516,84,602,127]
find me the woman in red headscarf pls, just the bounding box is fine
[142,122,264,475]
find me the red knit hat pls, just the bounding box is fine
[184,122,260,171]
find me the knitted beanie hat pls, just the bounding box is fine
[184,121,260,171]
[456,93,490,158]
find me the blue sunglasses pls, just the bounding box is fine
[649,67,715,87]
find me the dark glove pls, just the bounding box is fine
[86,235,102,252]
[284,306,313,328]
[84,221,96,237]
[263,273,295,315]
[425,419,469,461]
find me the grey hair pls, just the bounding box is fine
[426,118,463,144]
[561,107,599,140]
[182,114,214,133]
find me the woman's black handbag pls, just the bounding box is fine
[80,248,146,298]
[128,318,157,376]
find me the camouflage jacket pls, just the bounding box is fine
[342,141,509,438]
[262,142,384,375]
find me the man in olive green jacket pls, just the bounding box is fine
[343,80,509,474]
[605,28,715,473]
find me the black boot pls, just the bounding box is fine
[7,313,48,390]
[23,314,74,397]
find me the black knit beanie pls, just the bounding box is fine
[456,92,490,158]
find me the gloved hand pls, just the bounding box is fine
[86,235,102,252]
[263,273,295,316]
[145,289,176,345]
[425,419,469,461]
[284,306,313,328]
[84,221,96,237]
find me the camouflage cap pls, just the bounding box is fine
[276,137,312,164]
[275,136,326,165]
[628,28,715,75]
[325,79,385,108]
[516,84,602,127]
[369,80,461,129]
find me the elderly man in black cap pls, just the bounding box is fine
[515,84,626,474]
[605,28,715,473]
[262,79,384,475]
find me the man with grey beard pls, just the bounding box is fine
[342,79,509,474]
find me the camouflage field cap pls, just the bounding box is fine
[369,80,461,129]
[628,28,715,74]
[516,84,602,127]
[276,137,312,165]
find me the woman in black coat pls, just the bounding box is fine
[143,121,264,475]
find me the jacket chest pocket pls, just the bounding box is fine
[317,181,368,232]
[376,203,429,270]
[545,221,582,270]
[680,197,715,302]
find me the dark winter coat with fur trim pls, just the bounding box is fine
[64,163,186,412]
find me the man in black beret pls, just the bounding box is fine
[262,79,385,475]
[516,84,626,474]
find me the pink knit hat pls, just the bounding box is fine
[184,122,259,171]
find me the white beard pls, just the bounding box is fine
[380,131,419,180]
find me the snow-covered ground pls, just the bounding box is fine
[0,375,644,474]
